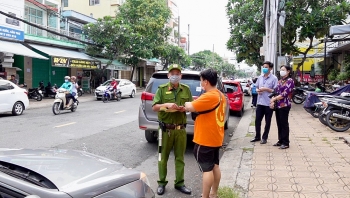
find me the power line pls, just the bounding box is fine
[0,10,95,46]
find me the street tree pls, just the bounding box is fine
[84,0,171,81]
[226,0,350,76]
[226,0,264,69]
[153,43,191,70]
[190,50,223,71]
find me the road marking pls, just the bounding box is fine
[54,122,76,128]
[115,110,126,114]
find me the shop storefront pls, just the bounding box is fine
[25,44,101,90]
[0,40,48,87]
[96,58,131,80]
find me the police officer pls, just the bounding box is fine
[152,64,192,195]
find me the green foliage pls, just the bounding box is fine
[343,55,350,79]
[328,69,338,81]
[336,72,348,81]
[218,186,240,198]
[226,0,264,69]
[83,0,171,80]
[226,0,350,74]
[153,43,190,70]
[190,50,223,70]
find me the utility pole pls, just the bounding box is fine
[177,16,180,47]
[188,24,190,55]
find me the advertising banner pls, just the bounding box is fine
[0,0,25,41]
[52,56,101,69]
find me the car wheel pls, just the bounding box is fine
[130,90,135,98]
[12,102,24,116]
[238,106,244,117]
[96,98,101,101]
[145,130,157,143]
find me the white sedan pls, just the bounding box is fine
[94,79,137,100]
[0,79,29,115]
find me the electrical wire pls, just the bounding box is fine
[0,10,96,46]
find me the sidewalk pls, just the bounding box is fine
[27,87,145,110]
[220,103,350,197]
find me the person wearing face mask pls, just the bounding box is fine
[152,64,193,196]
[251,61,278,144]
[183,68,226,198]
[270,65,295,149]
[60,76,73,107]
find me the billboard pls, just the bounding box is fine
[52,56,101,69]
[0,0,25,41]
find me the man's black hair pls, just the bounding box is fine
[252,78,257,83]
[263,61,274,68]
[11,75,15,77]
[200,68,218,86]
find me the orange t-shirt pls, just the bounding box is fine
[191,89,226,147]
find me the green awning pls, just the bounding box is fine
[148,58,161,63]
[96,58,128,71]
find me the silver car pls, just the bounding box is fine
[138,71,230,143]
[0,148,154,198]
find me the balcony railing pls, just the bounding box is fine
[24,23,87,43]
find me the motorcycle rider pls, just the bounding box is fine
[60,76,73,107]
[110,78,118,99]
[70,76,79,104]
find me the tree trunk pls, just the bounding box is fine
[130,65,136,82]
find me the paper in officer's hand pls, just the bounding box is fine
[160,107,178,112]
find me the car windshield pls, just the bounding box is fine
[102,80,120,86]
[146,74,202,96]
[223,83,238,93]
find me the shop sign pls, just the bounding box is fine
[0,0,25,41]
[52,56,101,69]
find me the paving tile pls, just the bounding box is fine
[247,190,271,198]
[249,181,269,191]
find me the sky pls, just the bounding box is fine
[176,0,234,58]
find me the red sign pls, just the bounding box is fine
[180,37,187,43]
[301,74,324,82]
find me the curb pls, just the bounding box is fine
[219,101,254,197]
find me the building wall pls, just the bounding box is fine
[63,0,122,19]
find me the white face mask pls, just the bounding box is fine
[280,70,287,77]
[169,75,180,84]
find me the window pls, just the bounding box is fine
[63,0,68,7]
[89,0,100,6]
[24,6,43,36]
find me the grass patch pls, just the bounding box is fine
[218,186,240,198]
[322,137,328,141]
[250,120,255,126]
[308,138,312,142]
[246,133,253,137]
[242,147,254,152]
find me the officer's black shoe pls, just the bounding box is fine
[175,185,191,194]
[157,185,165,195]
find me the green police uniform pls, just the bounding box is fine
[152,80,192,187]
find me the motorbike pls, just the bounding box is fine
[102,86,121,103]
[44,82,57,98]
[52,88,79,115]
[292,87,310,104]
[26,82,44,101]
[78,86,83,97]
[325,93,350,132]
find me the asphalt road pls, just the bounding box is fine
[0,93,251,197]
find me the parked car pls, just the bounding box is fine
[222,80,245,117]
[138,71,230,143]
[235,79,250,96]
[94,79,136,100]
[0,148,154,198]
[0,79,29,116]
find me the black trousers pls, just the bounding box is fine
[275,106,291,146]
[255,105,274,140]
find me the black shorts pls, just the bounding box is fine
[193,143,220,172]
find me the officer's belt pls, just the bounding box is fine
[164,124,186,130]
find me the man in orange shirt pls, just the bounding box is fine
[183,68,226,198]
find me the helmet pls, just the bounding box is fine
[64,76,70,80]
[112,78,116,81]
